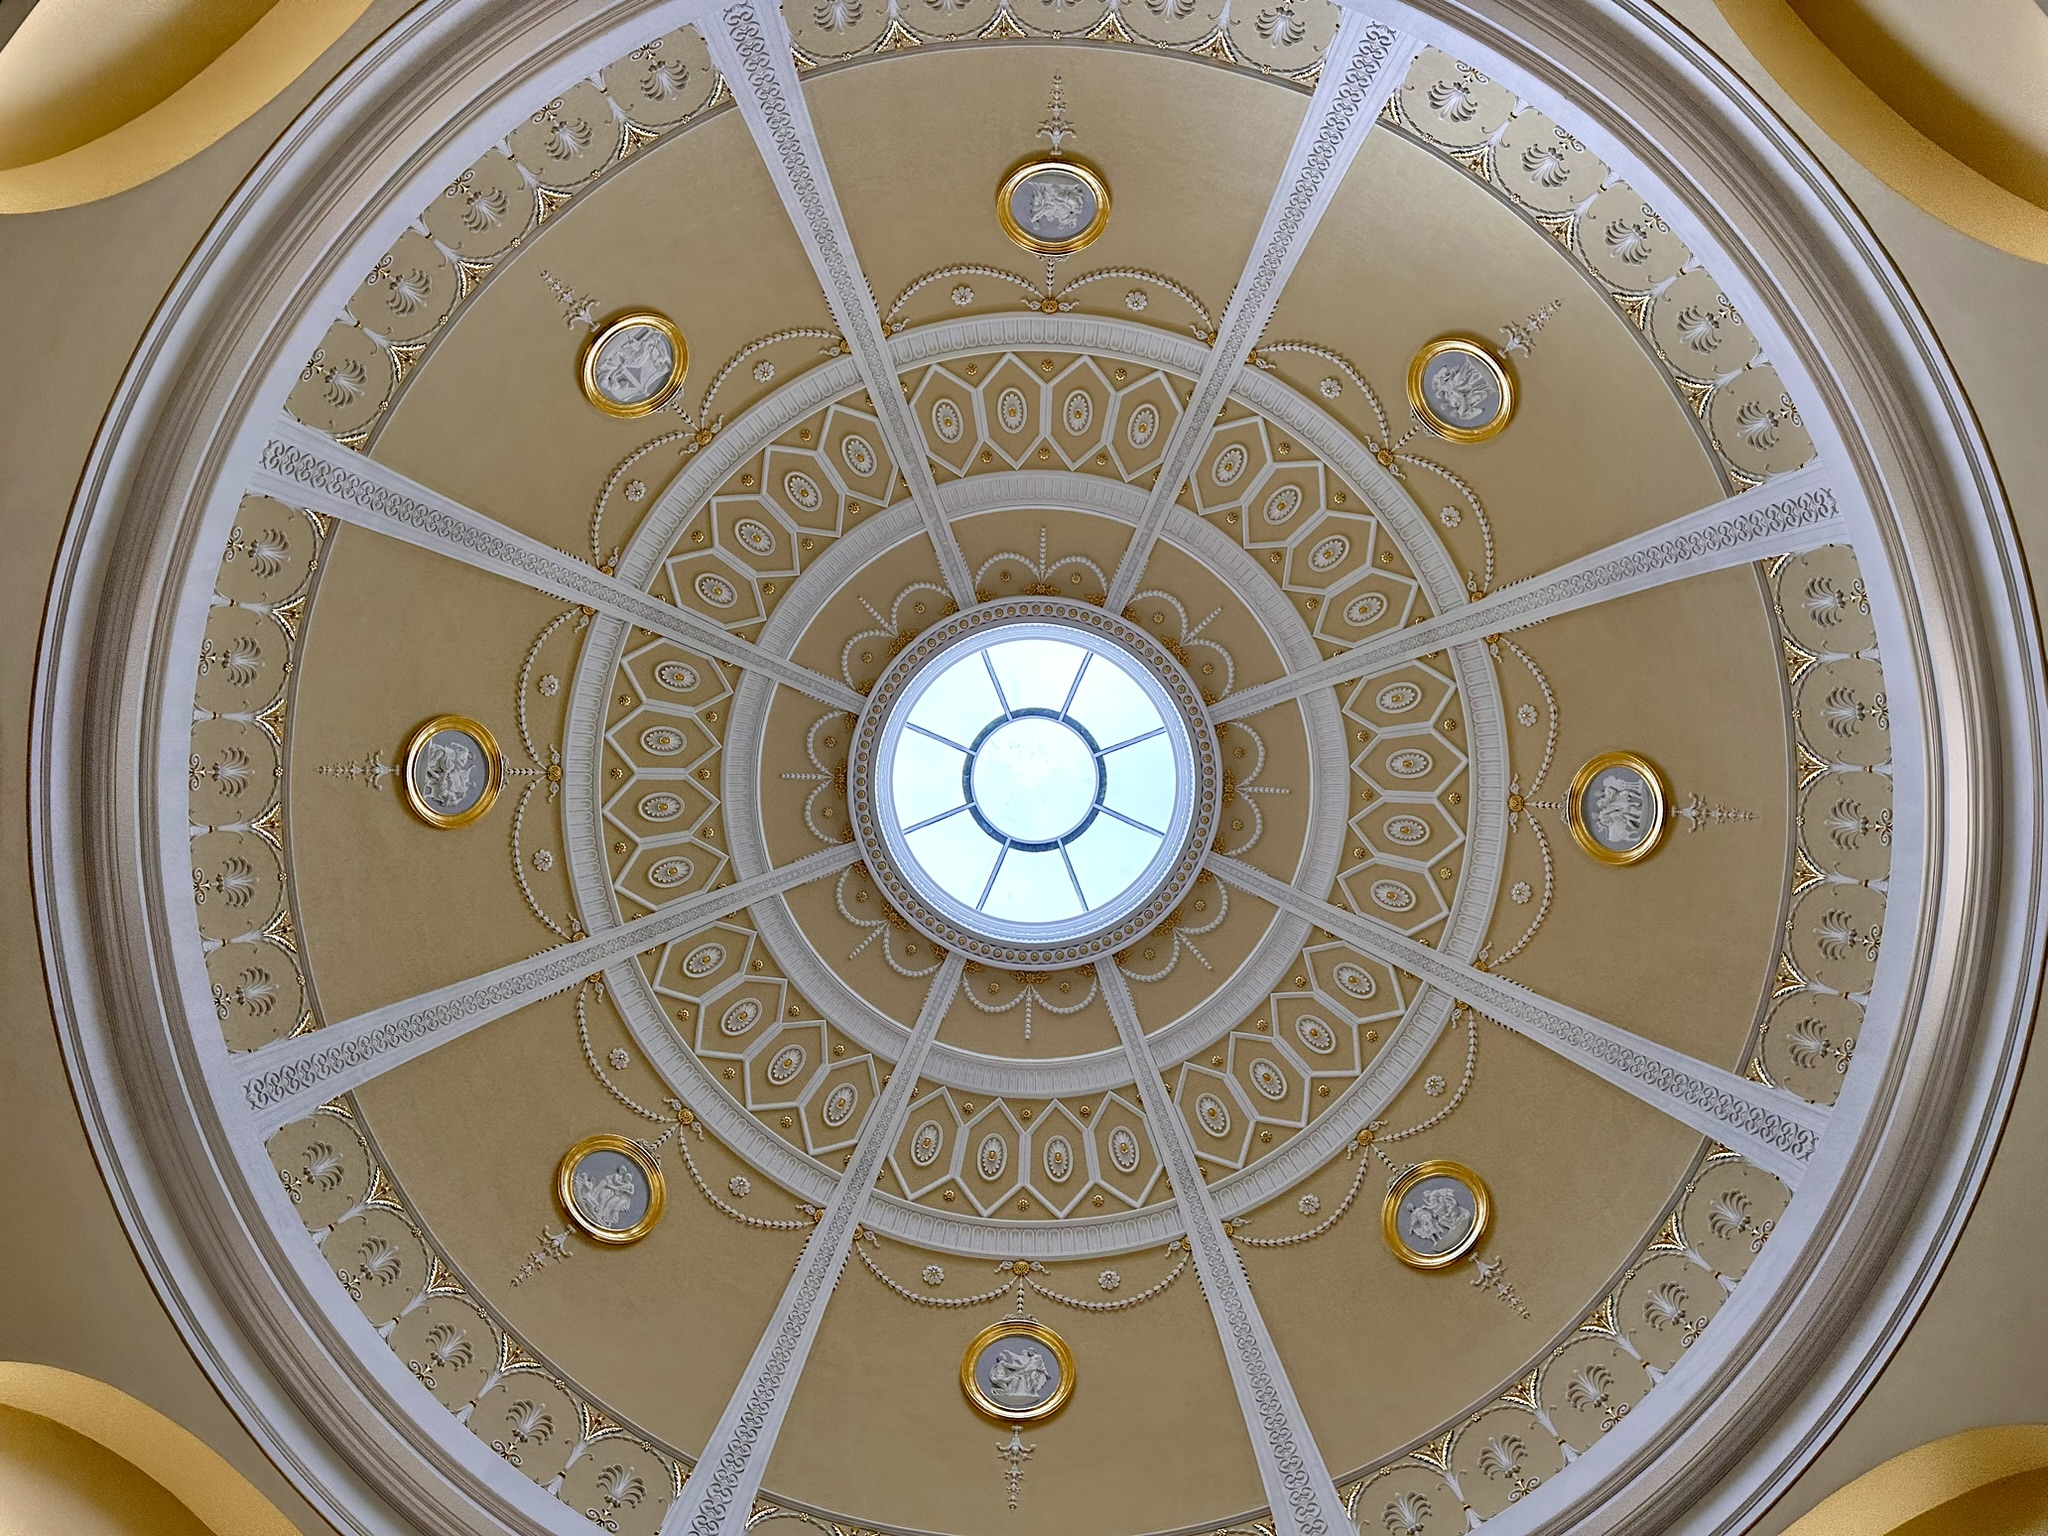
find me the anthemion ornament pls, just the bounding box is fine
[996,75,1110,257]
[399,714,503,829]
[961,1305,1074,1510]
[578,309,687,416]
[554,1134,665,1245]
[1407,335,1516,443]
[1382,1159,1492,1271]
[1565,749,1672,866]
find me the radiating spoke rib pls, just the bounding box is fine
[1212,857,1829,1184]
[1216,465,1843,722]
[663,951,967,1536]
[1103,14,1419,614]
[704,0,976,609]
[252,417,864,713]
[236,844,859,1131]
[1097,963,1349,1536]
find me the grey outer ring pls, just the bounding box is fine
[851,599,1219,965]
[24,4,2043,1536]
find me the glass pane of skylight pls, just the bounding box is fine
[891,728,968,828]
[1065,816,1162,906]
[906,652,1004,744]
[1102,733,1177,831]
[984,638,1087,715]
[904,810,1002,905]
[877,620,1199,941]
[1066,659,1163,748]
[970,716,1096,843]
[980,847,1085,922]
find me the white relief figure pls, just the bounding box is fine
[1427,354,1496,425]
[592,326,674,405]
[418,736,477,809]
[1026,176,1088,237]
[986,1346,1052,1409]
[573,1162,638,1229]
[1405,1184,1473,1250]
[1590,768,1651,846]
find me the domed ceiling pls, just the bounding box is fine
[30,4,2045,1536]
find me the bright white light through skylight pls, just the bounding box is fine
[875,626,1192,939]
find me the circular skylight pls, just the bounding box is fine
[855,609,1213,960]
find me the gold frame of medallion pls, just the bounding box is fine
[554,1134,666,1246]
[1406,335,1516,444]
[995,156,1112,256]
[1565,749,1672,866]
[960,1317,1076,1424]
[398,714,503,829]
[578,309,687,417]
[1382,1159,1492,1271]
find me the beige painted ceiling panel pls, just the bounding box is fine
[1265,130,1726,588]
[1483,567,1789,1071]
[1239,1026,1703,1479]
[806,46,1308,332]
[354,988,808,1458]
[372,110,834,557]
[765,1230,1265,1534]
[289,529,572,1021]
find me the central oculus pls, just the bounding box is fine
[969,715,1101,845]
[850,600,1219,966]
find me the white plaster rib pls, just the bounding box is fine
[1216,462,1844,722]
[1213,857,1830,1184]
[1096,962,1351,1536]
[703,0,977,609]
[251,415,864,712]
[662,952,967,1536]
[235,845,858,1131]
[1102,12,1420,614]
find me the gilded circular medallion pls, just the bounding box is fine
[961,1315,1075,1424]
[579,310,687,417]
[1565,750,1671,866]
[996,158,1111,256]
[1382,1159,1491,1270]
[399,715,502,829]
[555,1134,665,1245]
[1406,336,1515,443]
